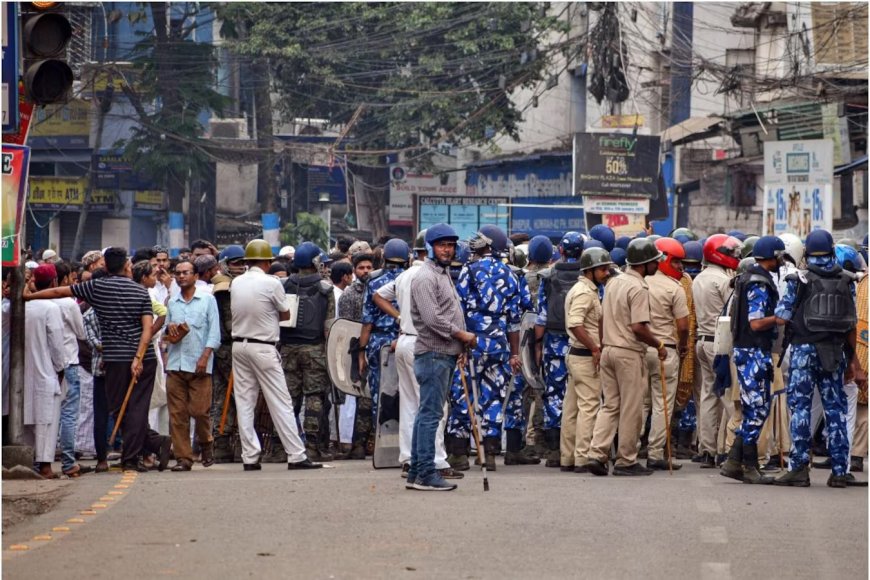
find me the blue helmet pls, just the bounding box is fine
[589,224,616,251]
[727,230,748,242]
[682,240,703,263]
[752,236,786,260]
[835,244,866,273]
[551,248,561,262]
[528,235,554,264]
[451,241,471,267]
[615,236,631,251]
[634,231,647,239]
[559,231,585,258]
[320,251,332,265]
[425,223,459,262]
[476,224,509,253]
[294,242,322,268]
[610,247,627,267]
[384,238,410,263]
[219,245,245,262]
[805,229,834,256]
[583,239,605,250]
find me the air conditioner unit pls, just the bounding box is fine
[209,119,248,139]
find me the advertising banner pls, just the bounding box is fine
[28,177,115,211]
[417,195,508,241]
[391,164,463,227]
[28,100,91,149]
[574,132,660,198]
[762,140,833,237]
[584,196,650,215]
[2,144,30,266]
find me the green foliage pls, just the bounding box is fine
[213,3,568,157]
[281,213,330,250]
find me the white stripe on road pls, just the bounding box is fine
[700,526,728,544]
[695,499,723,513]
[701,562,732,580]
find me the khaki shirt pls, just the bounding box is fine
[565,276,601,349]
[602,268,650,352]
[230,266,289,343]
[692,264,733,336]
[646,271,690,345]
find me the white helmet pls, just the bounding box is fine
[278,245,295,259]
[778,233,803,266]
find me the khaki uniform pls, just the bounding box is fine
[560,276,602,467]
[643,271,689,461]
[692,264,733,456]
[675,273,696,409]
[589,268,650,467]
[854,277,868,459]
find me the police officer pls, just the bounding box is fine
[682,240,704,279]
[774,230,859,488]
[277,242,336,462]
[534,232,584,468]
[589,224,616,252]
[230,240,320,471]
[358,239,408,449]
[587,238,667,476]
[561,247,612,472]
[210,244,245,463]
[643,238,690,471]
[454,225,522,471]
[719,236,784,485]
[692,234,743,467]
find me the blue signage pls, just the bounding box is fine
[2,3,19,134]
[510,196,586,239]
[308,165,346,204]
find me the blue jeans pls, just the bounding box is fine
[410,352,457,481]
[60,364,81,471]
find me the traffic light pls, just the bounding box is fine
[21,2,73,105]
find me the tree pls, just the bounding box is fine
[281,212,329,250]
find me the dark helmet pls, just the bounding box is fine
[727,229,748,242]
[580,247,614,271]
[669,227,698,243]
[413,229,428,252]
[736,257,756,276]
[805,229,834,256]
[476,224,508,252]
[425,223,459,245]
[741,235,759,258]
[615,236,632,251]
[513,244,528,268]
[752,236,785,261]
[589,224,616,251]
[610,247,627,267]
[244,239,274,261]
[451,241,471,267]
[384,238,410,263]
[682,240,703,263]
[703,234,743,270]
[626,238,663,266]
[219,245,245,262]
[647,234,662,244]
[559,231,585,258]
[528,235,554,264]
[583,239,605,250]
[293,242,322,268]
[835,244,866,273]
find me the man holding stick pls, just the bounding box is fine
[407,224,476,491]
[26,247,171,473]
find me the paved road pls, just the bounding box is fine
[3,459,866,579]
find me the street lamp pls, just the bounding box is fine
[318,192,331,249]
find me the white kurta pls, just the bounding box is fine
[53,297,85,366]
[24,300,66,425]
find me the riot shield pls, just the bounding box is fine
[327,318,370,399]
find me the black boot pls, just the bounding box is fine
[851,456,864,473]
[482,437,498,472]
[773,464,811,487]
[719,436,744,481]
[504,429,541,465]
[213,436,234,463]
[741,443,773,485]
[445,435,470,471]
[544,429,561,468]
[674,430,694,460]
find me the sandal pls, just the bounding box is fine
[95,462,109,473]
[62,464,94,478]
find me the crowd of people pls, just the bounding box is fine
[4,224,867,493]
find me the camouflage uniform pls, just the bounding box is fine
[504,269,534,434]
[361,267,403,422]
[535,261,576,431]
[522,264,547,449]
[210,272,238,462]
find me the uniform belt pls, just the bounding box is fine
[401,332,417,337]
[661,343,677,349]
[569,347,594,357]
[233,337,277,346]
[699,335,715,343]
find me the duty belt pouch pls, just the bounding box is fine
[713,316,732,355]
[816,342,843,374]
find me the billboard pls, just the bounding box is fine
[574,132,660,198]
[417,195,508,241]
[2,145,30,266]
[762,140,833,237]
[390,164,463,227]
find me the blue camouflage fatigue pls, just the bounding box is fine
[678,398,697,433]
[505,270,534,432]
[534,261,575,430]
[456,256,520,438]
[362,267,403,420]
[733,283,775,444]
[447,367,471,438]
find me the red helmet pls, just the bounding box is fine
[703,234,743,270]
[655,237,686,280]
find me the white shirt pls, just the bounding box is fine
[195,279,214,295]
[24,300,66,425]
[150,279,181,306]
[377,260,423,336]
[53,297,85,366]
[333,285,344,305]
[230,266,289,343]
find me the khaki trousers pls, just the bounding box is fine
[854,404,868,458]
[167,371,214,463]
[589,347,646,467]
[697,340,726,455]
[561,354,600,466]
[644,347,679,461]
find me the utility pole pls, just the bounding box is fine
[71,77,109,260]
[6,248,29,461]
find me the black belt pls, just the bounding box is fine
[569,347,594,357]
[662,343,677,349]
[699,335,715,343]
[233,337,277,346]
